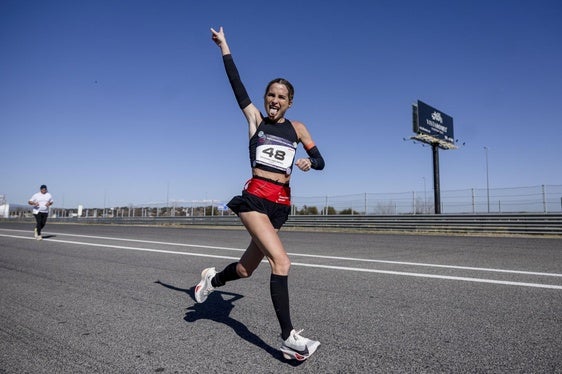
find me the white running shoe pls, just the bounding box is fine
[36,235,42,241]
[280,329,320,361]
[34,228,38,238]
[194,267,216,303]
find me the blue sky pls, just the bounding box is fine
[1,0,561,209]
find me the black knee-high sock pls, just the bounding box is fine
[211,262,240,288]
[270,274,293,340]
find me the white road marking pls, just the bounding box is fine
[3,229,561,277]
[290,262,562,290]
[1,230,561,290]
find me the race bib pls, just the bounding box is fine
[255,131,297,174]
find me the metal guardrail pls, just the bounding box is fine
[283,213,562,236]
[11,213,558,236]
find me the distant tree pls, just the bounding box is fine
[340,208,360,215]
[414,197,427,214]
[375,202,396,215]
[203,205,219,216]
[297,205,319,215]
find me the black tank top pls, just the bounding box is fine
[249,119,299,175]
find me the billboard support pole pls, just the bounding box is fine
[432,143,441,214]
[410,100,459,215]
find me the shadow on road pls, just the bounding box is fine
[155,280,302,366]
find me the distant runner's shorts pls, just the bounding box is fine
[227,176,291,229]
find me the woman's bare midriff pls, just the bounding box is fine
[252,168,291,185]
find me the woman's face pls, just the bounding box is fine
[264,83,292,121]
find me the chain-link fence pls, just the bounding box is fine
[291,184,562,215]
[3,185,562,218]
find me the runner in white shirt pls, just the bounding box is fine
[28,185,54,240]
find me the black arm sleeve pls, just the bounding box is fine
[306,146,325,170]
[223,54,251,109]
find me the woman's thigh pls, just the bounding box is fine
[239,211,290,274]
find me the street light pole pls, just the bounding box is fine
[484,146,490,213]
[422,176,427,214]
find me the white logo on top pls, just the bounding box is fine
[431,111,443,123]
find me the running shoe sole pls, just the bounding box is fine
[281,340,320,361]
[194,267,215,303]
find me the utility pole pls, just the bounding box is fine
[484,146,490,213]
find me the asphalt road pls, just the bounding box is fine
[1,222,561,373]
